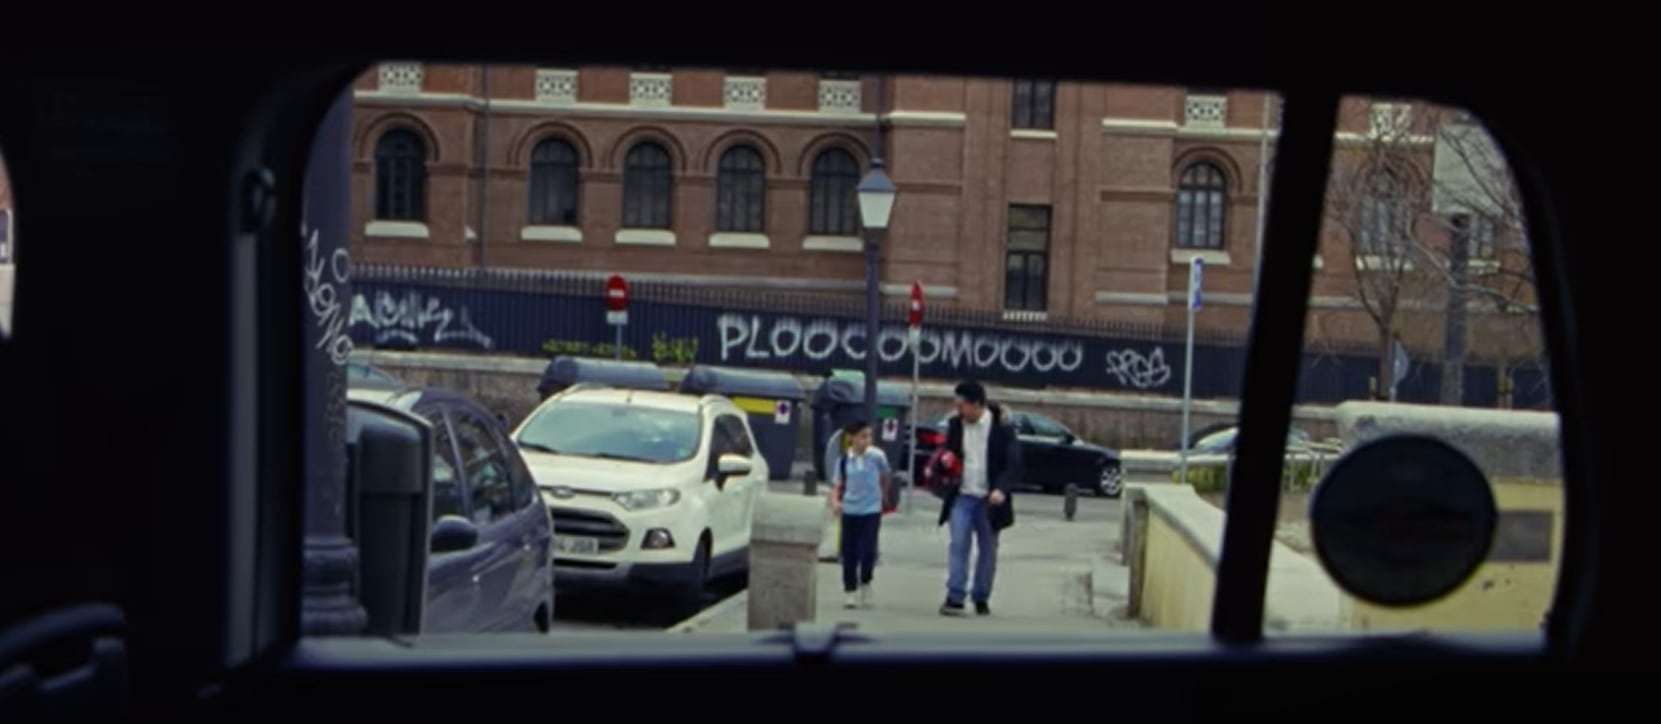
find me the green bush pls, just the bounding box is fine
[1171,457,1325,494]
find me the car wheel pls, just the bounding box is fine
[1097,465,1124,498]
[674,536,712,620]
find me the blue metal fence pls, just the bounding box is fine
[346,264,1551,410]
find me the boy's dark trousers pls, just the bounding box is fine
[840,512,881,592]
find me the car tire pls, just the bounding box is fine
[674,537,712,621]
[1097,465,1124,498]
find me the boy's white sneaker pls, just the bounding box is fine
[859,583,875,608]
[843,591,858,609]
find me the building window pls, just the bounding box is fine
[1359,168,1411,254]
[716,145,766,233]
[528,138,579,226]
[1175,162,1228,249]
[1450,212,1498,260]
[1012,80,1056,130]
[1004,205,1051,312]
[373,128,427,221]
[622,142,673,229]
[808,148,860,235]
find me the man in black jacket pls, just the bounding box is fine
[935,381,1019,616]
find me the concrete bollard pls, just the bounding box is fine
[748,493,826,631]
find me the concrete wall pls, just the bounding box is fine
[351,348,1338,453]
[1123,483,1342,633]
[1333,402,1562,631]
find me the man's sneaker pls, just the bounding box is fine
[974,601,991,616]
[859,584,875,608]
[844,591,858,609]
[939,601,967,617]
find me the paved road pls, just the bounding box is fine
[552,479,1125,632]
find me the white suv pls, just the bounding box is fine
[511,387,767,615]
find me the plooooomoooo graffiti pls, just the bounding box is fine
[345,270,1552,408]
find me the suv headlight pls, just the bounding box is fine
[613,488,681,511]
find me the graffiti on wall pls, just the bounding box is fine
[1104,347,1173,390]
[302,225,354,366]
[350,290,494,349]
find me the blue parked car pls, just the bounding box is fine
[348,383,556,634]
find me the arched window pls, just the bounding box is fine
[808,148,859,235]
[1175,161,1227,249]
[374,128,427,221]
[621,142,672,229]
[716,145,766,233]
[528,138,579,226]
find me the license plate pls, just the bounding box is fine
[554,536,599,555]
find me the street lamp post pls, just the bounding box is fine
[856,165,898,428]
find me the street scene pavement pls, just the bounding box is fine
[552,471,1166,632]
[670,480,1137,634]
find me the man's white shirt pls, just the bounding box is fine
[960,413,991,497]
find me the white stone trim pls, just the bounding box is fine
[628,72,673,107]
[353,90,966,128]
[365,220,430,239]
[615,228,676,246]
[1011,128,1058,140]
[880,283,958,299]
[521,225,582,243]
[465,226,477,241]
[377,62,423,94]
[1100,117,1433,146]
[1094,291,1169,306]
[1171,248,1231,266]
[817,79,862,114]
[534,69,578,105]
[1183,94,1228,129]
[722,75,767,111]
[1001,309,1049,323]
[1356,254,1413,272]
[708,232,770,249]
[802,235,863,253]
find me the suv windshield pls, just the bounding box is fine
[517,400,701,464]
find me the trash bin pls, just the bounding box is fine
[536,356,670,400]
[678,365,805,481]
[810,370,912,483]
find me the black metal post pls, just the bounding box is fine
[863,74,887,427]
[864,226,881,427]
[300,88,367,636]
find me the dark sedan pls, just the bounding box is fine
[911,410,1124,497]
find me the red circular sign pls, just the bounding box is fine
[605,274,629,312]
[908,281,925,327]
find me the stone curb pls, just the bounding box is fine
[664,590,748,633]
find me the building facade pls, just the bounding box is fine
[347,63,1538,369]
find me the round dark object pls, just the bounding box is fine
[1310,434,1497,607]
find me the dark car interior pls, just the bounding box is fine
[0,19,1649,720]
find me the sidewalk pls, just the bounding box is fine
[673,492,1140,634]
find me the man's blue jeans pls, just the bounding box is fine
[946,494,998,605]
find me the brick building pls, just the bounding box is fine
[347,63,1538,367]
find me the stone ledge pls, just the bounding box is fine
[1128,484,1341,632]
[1335,401,1560,480]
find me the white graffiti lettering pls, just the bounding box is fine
[349,290,495,349]
[302,225,354,366]
[1104,347,1173,389]
[716,313,1086,376]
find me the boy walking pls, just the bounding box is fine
[831,420,890,609]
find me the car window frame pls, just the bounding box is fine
[1026,412,1069,438]
[447,406,518,524]
[413,401,469,523]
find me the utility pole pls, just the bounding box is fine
[1252,92,1276,297]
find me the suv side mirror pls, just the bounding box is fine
[431,515,480,553]
[715,453,752,490]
